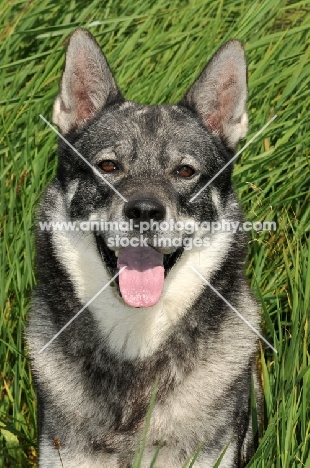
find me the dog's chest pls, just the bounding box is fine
[87,360,235,468]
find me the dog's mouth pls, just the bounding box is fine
[95,234,183,308]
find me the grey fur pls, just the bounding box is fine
[27,29,261,468]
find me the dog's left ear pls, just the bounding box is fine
[180,40,248,149]
[53,28,123,134]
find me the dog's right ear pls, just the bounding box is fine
[53,28,123,134]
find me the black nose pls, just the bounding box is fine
[124,198,165,222]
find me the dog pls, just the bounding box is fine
[27,28,261,467]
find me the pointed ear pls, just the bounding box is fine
[180,40,248,149]
[52,28,124,134]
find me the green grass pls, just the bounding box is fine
[0,0,309,466]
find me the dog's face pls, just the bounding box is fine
[52,29,248,308]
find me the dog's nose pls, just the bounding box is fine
[124,198,165,221]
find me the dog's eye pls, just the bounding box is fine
[177,165,195,178]
[100,160,118,172]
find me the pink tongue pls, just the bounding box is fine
[118,246,164,308]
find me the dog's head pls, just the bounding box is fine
[52,28,248,308]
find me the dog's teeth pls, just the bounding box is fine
[115,250,119,257]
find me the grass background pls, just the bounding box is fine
[0,0,309,466]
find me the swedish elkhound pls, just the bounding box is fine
[27,28,261,467]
